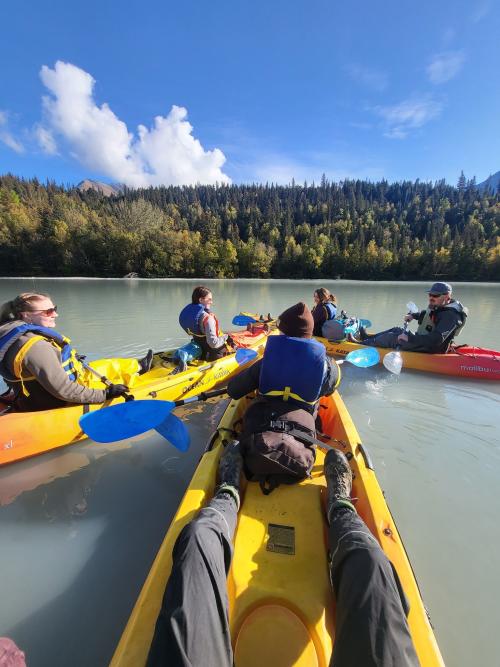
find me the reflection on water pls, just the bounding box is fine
[0,400,228,667]
[0,278,499,667]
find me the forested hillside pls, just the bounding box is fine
[0,173,498,280]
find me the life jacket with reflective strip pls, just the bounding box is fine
[259,335,326,406]
[0,324,83,395]
[416,301,468,338]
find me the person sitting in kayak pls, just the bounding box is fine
[312,287,337,337]
[146,442,419,667]
[0,292,153,412]
[225,302,340,493]
[350,282,467,353]
[179,286,235,361]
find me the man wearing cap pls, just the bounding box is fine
[351,282,467,353]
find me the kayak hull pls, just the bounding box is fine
[0,328,272,466]
[319,338,500,380]
[111,392,444,667]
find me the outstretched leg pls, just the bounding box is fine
[324,449,420,667]
[147,442,243,667]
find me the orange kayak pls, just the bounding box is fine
[0,327,273,466]
[319,338,500,380]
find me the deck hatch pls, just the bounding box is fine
[266,523,295,555]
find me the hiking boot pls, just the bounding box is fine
[324,448,354,523]
[138,349,153,375]
[217,440,243,490]
[346,332,362,343]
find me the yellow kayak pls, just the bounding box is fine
[0,327,272,466]
[111,391,443,666]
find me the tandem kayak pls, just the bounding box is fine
[319,337,500,380]
[111,391,444,667]
[0,326,273,466]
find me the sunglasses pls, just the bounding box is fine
[30,305,58,315]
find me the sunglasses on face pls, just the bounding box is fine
[30,305,58,315]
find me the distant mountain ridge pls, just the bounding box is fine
[77,179,122,196]
[477,171,500,193]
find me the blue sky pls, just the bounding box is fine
[0,0,498,187]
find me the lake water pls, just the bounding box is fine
[0,278,499,666]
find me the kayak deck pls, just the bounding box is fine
[320,337,500,380]
[0,327,272,466]
[111,392,443,667]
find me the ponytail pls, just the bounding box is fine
[0,292,49,324]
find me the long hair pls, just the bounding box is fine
[0,292,49,324]
[191,286,211,304]
[314,288,337,305]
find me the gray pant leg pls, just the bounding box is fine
[362,327,404,349]
[147,493,238,667]
[329,508,420,667]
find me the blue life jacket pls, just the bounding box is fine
[324,302,337,320]
[0,323,79,382]
[179,304,208,337]
[259,335,326,406]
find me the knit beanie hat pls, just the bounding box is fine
[277,302,314,338]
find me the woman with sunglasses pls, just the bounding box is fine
[349,282,468,353]
[0,292,152,412]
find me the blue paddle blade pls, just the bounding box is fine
[359,318,372,328]
[79,400,175,443]
[345,347,380,368]
[154,413,190,451]
[232,314,258,326]
[235,348,258,364]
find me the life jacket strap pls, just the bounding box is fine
[260,389,317,405]
[12,335,44,396]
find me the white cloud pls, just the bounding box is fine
[347,65,388,92]
[427,51,465,84]
[38,61,230,187]
[0,110,25,153]
[374,97,443,139]
[36,126,58,155]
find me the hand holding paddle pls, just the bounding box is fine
[78,349,258,448]
[383,302,417,375]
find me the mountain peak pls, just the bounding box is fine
[77,179,122,196]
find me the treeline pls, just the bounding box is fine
[0,173,499,280]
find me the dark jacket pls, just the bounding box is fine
[403,302,466,353]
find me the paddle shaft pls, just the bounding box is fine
[173,387,228,406]
[77,356,134,402]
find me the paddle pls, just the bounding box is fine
[337,347,380,367]
[78,349,258,446]
[232,314,271,326]
[77,357,189,450]
[383,302,419,375]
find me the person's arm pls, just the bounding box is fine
[202,314,228,349]
[312,306,326,337]
[227,359,262,399]
[320,357,340,396]
[403,310,461,353]
[23,340,107,404]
